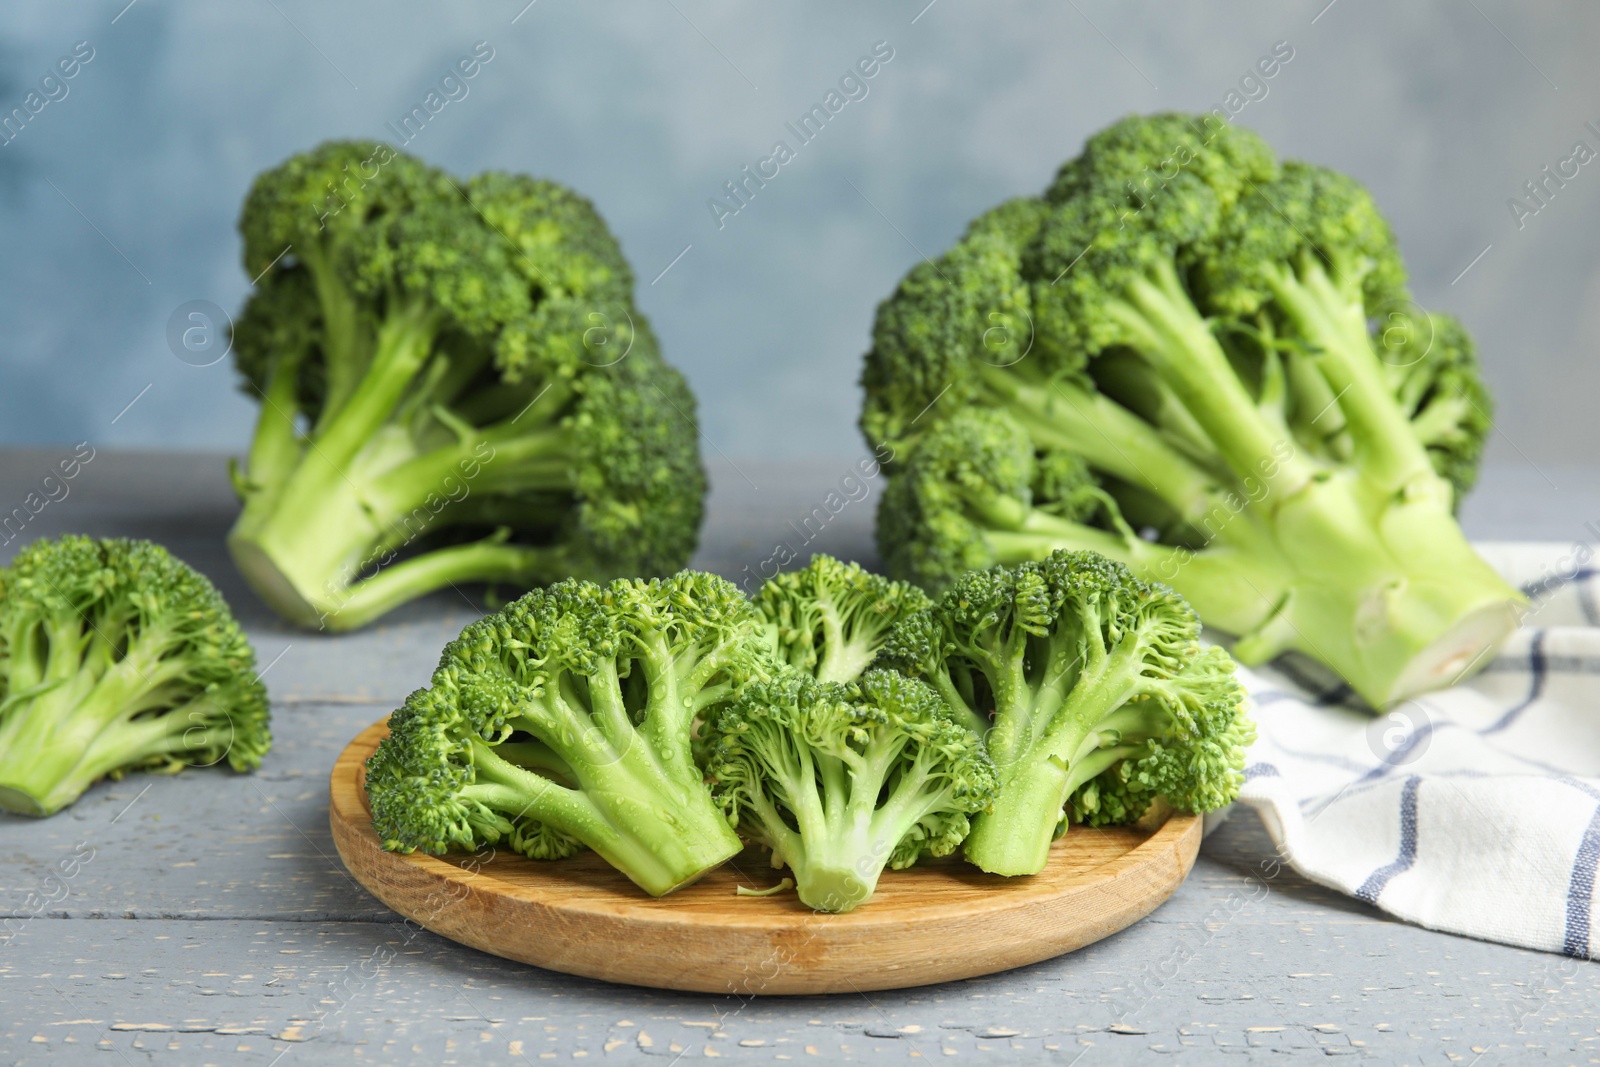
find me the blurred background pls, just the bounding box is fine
[0,0,1594,476]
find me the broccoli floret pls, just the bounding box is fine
[879,549,1251,876]
[754,554,931,684]
[228,141,705,632]
[364,570,759,897]
[0,536,270,816]
[705,668,995,912]
[877,409,1128,589]
[861,113,1525,708]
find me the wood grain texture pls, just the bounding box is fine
[329,719,1201,995]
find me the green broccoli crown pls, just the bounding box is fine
[0,536,270,816]
[365,570,755,895]
[468,172,636,313]
[227,141,706,632]
[881,548,1251,874]
[861,112,1518,710]
[553,353,708,582]
[753,554,932,685]
[859,199,1042,460]
[705,666,994,912]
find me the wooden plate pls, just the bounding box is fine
[329,720,1201,995]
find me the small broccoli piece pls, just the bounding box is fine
[880,549,1252,877]
[754,554,931,684]
[364,570,759,896]
[0,536,270,816]
[706,668,995,912]
[877,409,1133,590]
[862,113,1524,708]
[228,142,705,632]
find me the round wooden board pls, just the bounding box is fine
[330,719,1202,995]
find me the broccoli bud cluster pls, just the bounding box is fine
[367,551,1254,910]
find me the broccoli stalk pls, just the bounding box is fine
[754,554,931,684]
[881,550,1251,877]
[229,143,705,631]
[365,572,757,896]
[0,536,270,816]
[862,114,1523,708]
[707,669,995,912]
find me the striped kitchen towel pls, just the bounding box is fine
[1232,541,1600,957]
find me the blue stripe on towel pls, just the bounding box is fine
[1481,629,1548,735]
[1519,566,1596,603]
[1354,776,1422,904]
[1244,763,1280,780]
[1563,804,1600,959]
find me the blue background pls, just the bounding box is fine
[0,1,1595,470]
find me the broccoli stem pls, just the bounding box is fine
[1103,262,1311,491]
[960,757,1074,875]
[309,539,562,631]
[978,366,1221,524]
[1263,254,1439,495]
[230,301,591,631]
[780,743,907,913]
[465,726,741,897]
[239,347,308,505]
[1184,471,1525,704]
[0,626,225,816]
[301,243,373,433]
[963,620,1151,876]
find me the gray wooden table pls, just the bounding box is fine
[2,451,1598,1065]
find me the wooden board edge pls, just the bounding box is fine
[330,719,1202,994]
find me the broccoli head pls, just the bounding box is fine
[861,112,1523,708]
[0,536,270,816]
[228,141,705,632]
[880,549,1251,876]
[754,554,931,685]
[705,668,995,912]
[364,570,761,896]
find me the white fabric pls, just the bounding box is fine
[1232,541,1600,957]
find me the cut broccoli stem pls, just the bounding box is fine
[1137,471,1521,703]
[773,737,948,912]
[961,756,1074,875]
[962,620,1153,875]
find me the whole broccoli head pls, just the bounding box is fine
[754,554,931,685]
[879,549,1251,876]
[228,141,706,632]
[364,570,761,897]
[861,112,1523,709]
[705,668,995,912]
[0,536,270,816]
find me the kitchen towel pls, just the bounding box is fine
[1235,541,1600,957]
